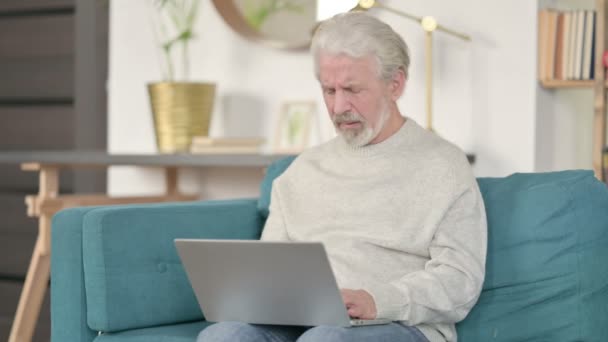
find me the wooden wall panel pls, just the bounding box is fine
[0,280,50,342]
[0,106,74,148]
[0,232,36,277]
[0,193,37,278]
[0,106,75,191]
[0,15,74,99]
[0,1,73,13]
[0,57,74,99]
[73,0,109,193]
[0,168,39,193]
[0,193,36,235]
[0,15,74,57]
[0,166,75,193]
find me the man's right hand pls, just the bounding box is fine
[340,289,378,320]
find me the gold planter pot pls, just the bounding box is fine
[148,82,216,153]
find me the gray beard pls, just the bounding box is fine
[333,105,390,147]
[338,122,375,147]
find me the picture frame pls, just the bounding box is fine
[274,101,316,153]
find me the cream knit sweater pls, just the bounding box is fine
[261,118,487,342]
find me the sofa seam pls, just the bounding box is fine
[89,210,110,333]
[559,177,584,342]
[58,210,98,341]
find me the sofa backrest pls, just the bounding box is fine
[258,155,297,219]
[458,170,608,341]
[76,199,263,334]
[259,157,608,341]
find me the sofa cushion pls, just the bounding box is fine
[258,155,297,218]
[457,170,608,341]
[52,207,103,342]
[94,320,211,342]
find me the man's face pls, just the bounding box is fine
[318,53,393,147]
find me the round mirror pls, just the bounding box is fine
[212,0,319,50]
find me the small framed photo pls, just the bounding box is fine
[274,101,316,153]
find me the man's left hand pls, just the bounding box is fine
[340,289,377,320]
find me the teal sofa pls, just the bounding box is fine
[51,157,608,341]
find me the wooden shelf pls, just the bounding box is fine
[540,79,595,88]
[539,79,608,88]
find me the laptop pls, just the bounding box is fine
[174,239,391,327]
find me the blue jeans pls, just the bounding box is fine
[197,321,429,342]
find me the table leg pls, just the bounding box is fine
[9,166,58,342]
[8,217,51,342]
[165,167,178,196]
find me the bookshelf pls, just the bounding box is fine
[538,0,607,181]
[541,79,596,88]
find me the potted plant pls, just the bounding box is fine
[148,0,216,153]
[243,0,304,30]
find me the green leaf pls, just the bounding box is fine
[151,0,201,80]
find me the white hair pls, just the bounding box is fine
[311,11,410,81]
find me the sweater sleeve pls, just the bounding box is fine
[368,184,487,325]
[260,179,290,241]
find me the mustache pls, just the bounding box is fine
[333,112,365,125]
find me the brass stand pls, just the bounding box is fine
[355,0,471,132]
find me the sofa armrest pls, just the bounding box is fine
[52,199,263,338]
[83,198,263,333]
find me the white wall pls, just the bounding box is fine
[108,0,540,198]
[535,88,594,172]
[535,0,597,172]
[379,0,539,176]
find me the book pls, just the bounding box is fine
[554,12,565,80]
[191,137,265,147]
[573,10,585,79]
[539,7,598,82]
[546,10,559,80]
[582,10,596,80]
[190,137,265,154]
[589,11,597,80]
[567,10,578,79]
[563,11,573,80]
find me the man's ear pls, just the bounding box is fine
[389,69,406,101]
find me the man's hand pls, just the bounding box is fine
[340,289,377,320]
